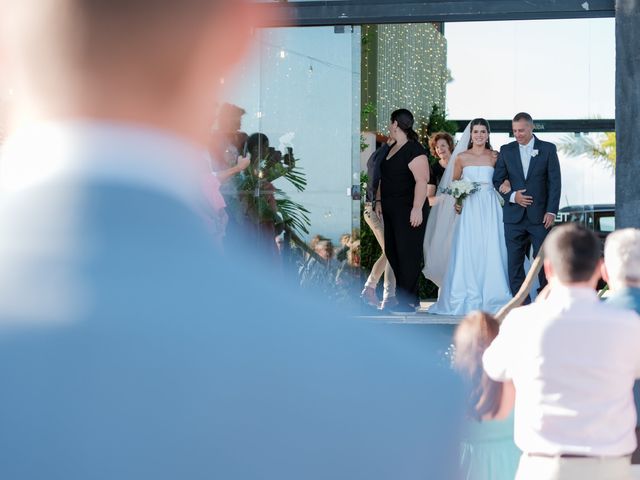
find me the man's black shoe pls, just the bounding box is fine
[389,303,417,315]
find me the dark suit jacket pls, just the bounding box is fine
[365,143,390,202]
[493,135,561,225]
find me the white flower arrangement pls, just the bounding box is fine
[531,149,539,157]
[278,132,295,153]
[441,179,482,206]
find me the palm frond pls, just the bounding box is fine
[235,151,311,237]
[558,133,615,173]
[283,166,307,192]
[276,196,311,236]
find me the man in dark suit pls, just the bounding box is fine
[493,112,561,299]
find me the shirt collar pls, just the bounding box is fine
[546,284,600,304]
[0,120,210,212]
[519,136,536,151]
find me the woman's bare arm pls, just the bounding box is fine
[452,154,464,181]
[408,154,429,227]
[427,184,437,206]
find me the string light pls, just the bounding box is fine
[364,23,448,137]
[262,39,355,74]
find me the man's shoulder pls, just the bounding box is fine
[500,141,518,152]
[499,142,519,157]
[607,288,640,314]
[499,304,542,333]
[535,137,557,151]
[606,290,640,317]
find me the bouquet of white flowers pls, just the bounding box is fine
[441,179,482,207]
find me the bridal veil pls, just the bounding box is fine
[422,122,471,286]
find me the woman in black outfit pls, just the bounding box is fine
[375,109,430,313]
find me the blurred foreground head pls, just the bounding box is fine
[603,228,640,290]
[454,311,503,421]
[0,2,464,478]
[543,223,602,287]
[1,0,256,144]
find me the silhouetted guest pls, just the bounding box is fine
[209,103,250,248]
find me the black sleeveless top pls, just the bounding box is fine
[431,161,447,189]
[380,140,429,202]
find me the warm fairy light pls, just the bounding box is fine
[362,23,448,136]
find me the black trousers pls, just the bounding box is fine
[382,199,429,306]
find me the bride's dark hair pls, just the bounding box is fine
[467,118,492,150]
[391,109,419,142]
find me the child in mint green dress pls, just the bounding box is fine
[454,312,521,480]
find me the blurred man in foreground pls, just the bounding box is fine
[0,1,462,478]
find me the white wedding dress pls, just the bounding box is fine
[428,165,512,315]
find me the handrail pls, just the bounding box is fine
[495,250,545,323]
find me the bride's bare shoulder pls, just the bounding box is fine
[457,150,472,163]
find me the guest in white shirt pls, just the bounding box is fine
[483,223,640,480]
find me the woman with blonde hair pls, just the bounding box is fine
[453,311,520,480]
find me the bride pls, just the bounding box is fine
[424,119,512,315]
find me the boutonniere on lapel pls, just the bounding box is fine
[531,149,539,157]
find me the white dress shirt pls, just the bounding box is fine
[509,136,535,204]
[520,135,536,180]
[483,286,640,456]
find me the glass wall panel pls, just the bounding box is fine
[219,25,361,263]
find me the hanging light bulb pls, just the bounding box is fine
[279,50,286,59]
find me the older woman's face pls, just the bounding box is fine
[435,138,451,159]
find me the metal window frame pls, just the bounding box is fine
[452,119,615,134]
[255,0,615,28]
